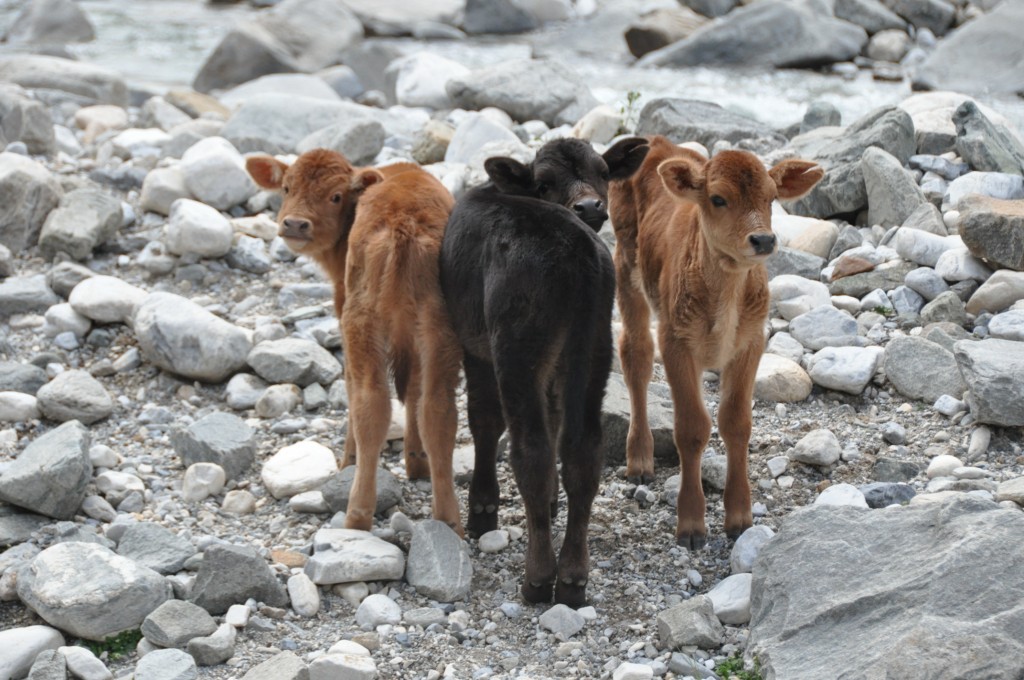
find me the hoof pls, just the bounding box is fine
[676,531,706,551]
[725,523,752,542]
[521,579,554,604]
[555,577,588,608]
[405,451,431,480]
[467,503,498,538]
[626,472,655,486]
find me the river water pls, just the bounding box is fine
[1,0,1022,133]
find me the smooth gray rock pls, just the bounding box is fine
[656,595,724,649]
[116,523,195,575]
[730,525,775,574]
[189,544,287,615]
[828,261,917,297]
[862,146,926,228]
[0,55,128,106]
[296,118,385,167]
[900,202,945,236]
[321,466,403,515]
[192,23,298,95]
[26,647,66,680]
[0,420,90,520]
[38,187,122,261]
[240,651,308,680]
[304,528,405,585]
[859,481,916,507]
[601,373,676,465]
[463,0,536,34]
[134,292,252,383]
[0,626,64,680]
[958,195,1024,272]
[36,370,113,425]
[17,542,172,641]
[835,0,905,34]
[247,338,342,387]
[681,0,738,18]
[990,310,1024,342]
[165,198,233,258]
[180,137,257,211]
[170,412,255,481]
[355,593,401,627]
[884,335,966,404]
[789,306,859,351]
[920,290,968,326]
[220,94,377,155]
[538,603,586,639]
[889,285,925,315]
[637,98,786,153]
[788,106,915,219]
[406,520,472,602]
[0,88,57,156]
[749,496,1024,679]
[225,235,272,275]
[0,275,60,316]
[3,0,95,44]
[945,171,1024,208]
[186,623,236,666]
[891,0,954,35]
[0,507,49,547]
[68,275,146,325]
[765,247,826,280]
[0,361,47,394]
[142,600,218,648]
[955,338,1024,427]
[790,429,842,467]
[134,648,198,680]
[639,0,867,69]
[446,58,598,127]
[953,101,1024,176]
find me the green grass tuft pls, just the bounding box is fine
[716,653,763,680]
[81,629,143,661]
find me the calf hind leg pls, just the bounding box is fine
[465,354,505,537]
[402,358,431,481]
[616,254,656,485]
[418,328,464,536]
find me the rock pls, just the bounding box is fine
[296,119,385,167]
[134,292,252,383]
[141,600,218,648]
[829,261,916,298]
[0,420,90,519]
[406,520,472,602]
[255,384,301,419]
[3,0,95,43]
[18,542,171,640]
[38,187,122,261]
[774,215,839,259]
[953,101,1024,176]
[478,529,510,554]
[958,195,1024,272]
[262,440,337,499]
[304,528,405,585]
[934,248,993,285]
[220,73,341,108]
[862,147,927,228]
[356,593,401,627]
[462,0,536,34]
[996,477,1024,506]
[186,623,236,666]
[225,374,268,410]
[67,276,145,325]
[240,651,308,680]
[638,0,866,69]
[765,332,804,364]
[891,0,954,35]
[902,203,947,239]
[667,652,717,680]
[36,370,113,425]
[749,496,1024,679]
[43,303,91,339]
[656,595,725,649]
[789,306,858,351]
[140,96,191,132]
[967,270,1024,315]
[444,112,522,164]
[883,335,966,404]
[624,7,707,59]
[0,275,59,316]
[179,137,257,211]
[926,454,963,479]
[892,228,958,268]
[866,29,911,62]
[446,59,598,127]
[859,482,916,508]
[221,490,256,515]
[0,152,62,251]
[707,573,752,625]
[308,653,377,680]
[170,412,255,482]
[26,648,66,680]
[338,0,461,35]
[919,289,968,326]
[0,55,127,106]
[412,120,454,165]
[788,107,915,219]
[905,266,949,301]
[182,463,227,502]
[134,648,198,680]
[221,94,372,155]
[386,52,468,110]
[189,543,288,615]
[990,310,1024,342]
[754,354,812,403]
[539,604,586,640]
[954,338,1024,427]
[765,247,826,280]
[814,483,869,507]
[569,104,621,145]
[601,373,676,465]
[116,522,195,575]
[730,525,776,574]
[165,199,233,258]
[247,338,342,387]
[321,465,403,516]
[612,662,653,680]
[791,429,841,467]
[0,361,47,394]
[0,626,64,680]
[637,98,786,153]
[0,88,57,156]
[945,172,1024,208]
[141,166,191,216]
[913,0,1024,95]
[287,573,320,617]
[800,101,842,136]
[770,275,831,320]
[0,391,40,422]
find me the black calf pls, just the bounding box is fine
[439,137,649,606]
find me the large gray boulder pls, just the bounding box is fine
[0,152,63,251]
[338,0,461,36]
[18,542,173,641]
[0,420,90,520]
[0,87,57,156]
[220,94,376,155]
[2,0,95,44]
[862,146,927,228]
[0,55,128,106]
[787,106,916,219]
[958,195,1024,272]
[638,0,867,69]
[193,22,299,95]
[890,0,954,36]
[749,496,1024,679]
[883,335,966,404]
[953,101,1024,176]
[134,292,252,383]
[0,275,60,316]
[636,98,787,153]
[446,59,599,127]
[38,187,123,261]
[954,338,1024,427]
[912,0,1024,95]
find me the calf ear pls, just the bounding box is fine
[483,157,533,194]
[350,168,384,193]
[246,155,288,190]
[657,157,704,201]
[770,159,824,201]
[603,137,650,180]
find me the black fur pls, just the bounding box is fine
[440,137,648,606]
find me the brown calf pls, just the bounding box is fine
[609,136,822,548]
[247,150,464,535]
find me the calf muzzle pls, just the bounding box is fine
[748,233,776,255]
[573,198,608,230]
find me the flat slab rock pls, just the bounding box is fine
[749,495,1024,679]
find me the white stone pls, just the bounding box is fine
[967,270,1024,315]
[309,653,378,680]
[43,303,91,338]
[539,603,586,639]
[180,137,257,210]
[754,354,812,403]
[790,429,842,467]
[814,483,868,508]
[60,645,112,680]
[773,214,838,259]
[571,104,621,144]
[68,275,147,324]
[767,456,789,478]
[765,332,804,363]
[0,391,40,422]
[75,105,128,142]
[478,529,510,553]
[730,525,775,574]
[334,582,369,608]
[262,440,337,499]
[221,490,256,514]
[989,310,1024,342]
[306,529,406,585]
[289,490,329,513]
[140,165,191,216]
[389,52,468,110]
[445,112,523,165]
[225,604,250,628]
[110,127,170,156]
[808,346,884,395]
[355,593,401,627]
[769,275,831,321]
[328,640,371,656]
[893,228,960,267]
[953,466,991,480]
[927,454,964,479]
[0,625,64,680]
[612,661,654,680]
[934,247,993,283]
[287,573,320,617]
[832,294,862,314]
[165,198,233,258]
[181,463,226,502]
[933,394,966,417]
[707,573,753,625]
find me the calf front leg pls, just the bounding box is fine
[661,337,711,550]
[465,354,505,538]
[615,249,655,484]
[718,344,758,539]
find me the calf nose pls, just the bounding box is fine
[573,198,608,229]
[281,217,312,239]
[749,233,777,255]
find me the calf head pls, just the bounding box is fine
[246,148,383,259]
[657,150,823,268]
[484,137,649,230]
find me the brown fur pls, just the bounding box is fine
[247,150,464,535]
[609,136,823,548]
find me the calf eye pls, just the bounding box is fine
[283,186,290,195]
[331,193,342,204]
[710,195,727,208]
[536,182,550,195]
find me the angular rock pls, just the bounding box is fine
[0,88,57,156]
[296,119,385,167]
[707,573,752,625]
[0,420,90,519]
[791,429,841,467]
[625,7,707,58]
[186,623,236,666]
[444,112,522,165]
[463,0,536,34]
[68,275,146,325]
[905,266,949,301]
[38,188,122,261]
[539,603,586,639]
[3,0,95,44]
[26,647,66,680]
[0,361,47,394]
[0,151,63,249]
[247,338,341,387]
[134,648,197,680]
[884,335,966,404]
[765,247,826,281]
[754,354,812,403]
[304,528,405,585]
[958,195,1024,272]
[18,542,172,641]
[189,543,288,615]
[386,52,468,110]
[0,626,64,680]
[828,261,916,297]
[0,275,60,317]
[953,101,1024,176]
[954,338,1024,427]
[891,0,954,35]
[862,146,927,228]
[36,370,113,425]
[321,465,403,515]
[141,600,218,648]
[308,653,376,680]
[636,98,786,153]
[141,166,191,216]
[262,440,337,499]
[116,522,195,575]
[240,651,308,680]
[406,520,472,602]
[919,290,967,326]
[769,275,831,320]
[789,306,858,351]
[180,137,257,211]
[656,595,725,650]
[170,412,255,482]
[859,482,916,508]
[165,199,233,259]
